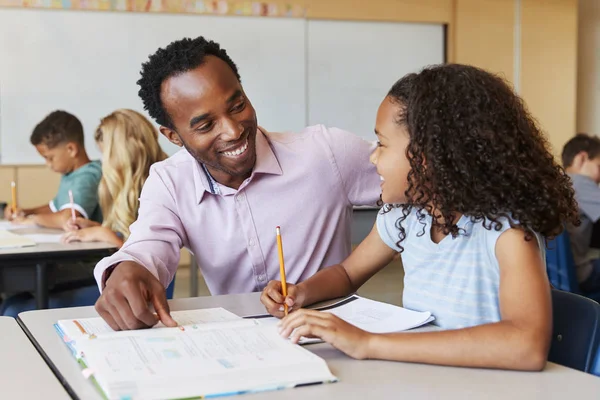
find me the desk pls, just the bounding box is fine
[18,293,600,400]
[0,227,116,309]
[0,316,69,399]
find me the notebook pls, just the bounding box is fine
[247,295,435,344]
[0,230,36,249]
[55,308,337,400]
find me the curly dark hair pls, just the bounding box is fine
[384,64,579,251]
[30,110,84,148]
[137,36,240,129]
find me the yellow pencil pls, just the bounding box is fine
[10,181,16,215]
[276,226,288,316]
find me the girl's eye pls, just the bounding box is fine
[377,141,383,147]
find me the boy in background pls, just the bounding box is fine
[562,133,600,293]
[6,110,102,228]
[1,110,103,316]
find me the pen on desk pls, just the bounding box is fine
[276,226,288,316]
[68,190,76,223]
[10,181,17,215]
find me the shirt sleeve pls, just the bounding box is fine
[56,171,100,220]
[320,126,381,207]
[94,166,186,291]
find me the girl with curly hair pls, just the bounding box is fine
[261,64,579,370]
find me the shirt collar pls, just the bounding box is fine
[193,127,283,204]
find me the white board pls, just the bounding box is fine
[307,20,445,141]
[0,9,306,164]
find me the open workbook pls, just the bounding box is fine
[55,297,433,399]
[56,308,337,400]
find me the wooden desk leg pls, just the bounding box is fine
[35,262,49,310]
[190,255,198,297]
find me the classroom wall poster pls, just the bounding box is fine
[0,0,306,17]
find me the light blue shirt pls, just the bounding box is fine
[377,207,544,330]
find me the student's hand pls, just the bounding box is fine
[260,280,306,318]
[61,226,102,243]
[278,309,373,359]
[63,217,100,232]
[95,261,178,331]
[4,206,24,221]
[11,215,35,225]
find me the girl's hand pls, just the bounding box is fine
[260,280,306,318]
[63,217,99,232]
[277,309,373,359]
[61,226,102,244]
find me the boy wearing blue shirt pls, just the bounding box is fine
[5,110,102,228]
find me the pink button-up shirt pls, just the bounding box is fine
[94,125,380,295]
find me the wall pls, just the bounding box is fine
[0,0,579,203]
[577,0,600,135]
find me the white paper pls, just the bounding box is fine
[58,308,243,340]
[0,221,19,230]
[77,323,336,400]
[0,230,36,249]
[253,296,434,344]
[23,233,63,243]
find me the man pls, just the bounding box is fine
[94,36,380,330]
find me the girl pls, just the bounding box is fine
[261,64,579,371]
[62,109,167,246]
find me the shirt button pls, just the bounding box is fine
[237,193,245,202]
[258,274,266,282]
[249,238,256,247]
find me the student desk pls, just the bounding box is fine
[0,316,69,399]
[0,227,116,309]
[187,207,380,297]
[18,293,600,400]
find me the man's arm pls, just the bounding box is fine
[92,167,186,330]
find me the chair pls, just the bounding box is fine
[545,231,600,302]
[548,289,600,376]
[166,278,175,300]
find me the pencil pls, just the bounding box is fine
[276,226,288,316]
[10,181,16,215]
[68,190,76,222]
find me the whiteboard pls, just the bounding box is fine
[0,9,306,164]
[307,20,445,141]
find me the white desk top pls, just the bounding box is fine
[0,226,115,256]
[18,293,600,400]
[0,317,69,399]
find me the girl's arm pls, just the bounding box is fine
[62,226,124,248]
[261,225,397,317]
[279,228,552,371]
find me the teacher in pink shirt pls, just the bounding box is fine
[93,36,380,330]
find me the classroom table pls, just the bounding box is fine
[187,207,379,297]
[0,226,116,309]
[0,316,70,399]
[18,292,600,400]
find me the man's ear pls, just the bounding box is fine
[160,127,183,147]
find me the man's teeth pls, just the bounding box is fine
[223,140,248,156]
